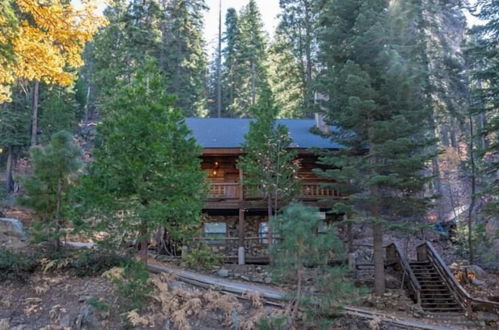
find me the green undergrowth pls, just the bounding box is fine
[0,245,130,281]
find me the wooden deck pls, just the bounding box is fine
[205,181,340,209]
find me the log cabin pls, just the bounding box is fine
[185,117,343,263]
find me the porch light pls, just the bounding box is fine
[212,161,220,176]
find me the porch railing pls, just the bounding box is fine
[208,181,339,200]
[208,183,240,199]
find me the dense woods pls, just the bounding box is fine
[0,0,498,328]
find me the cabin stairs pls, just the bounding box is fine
[409,261,463,313]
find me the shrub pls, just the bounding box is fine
[184,246,223,270]
[0,249,37,282]
[103,261,152,311]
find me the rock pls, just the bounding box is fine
[75,304,99,330]
[217,268,229,277]
[0,319,9,330]
[60,313,73,328]
[470,278,486,287]
[409,304,425,318]
[79,296,93,303]
[476,311,499,322]
[0,218,27,249]
[10,325,29,330]
[264,277,272,284]
[385,273,401,289]
[482,262,499,272]
[240,275,250,281]
[465,265,488,280]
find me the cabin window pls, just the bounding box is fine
[203,222,227,245]
[258,222,269,244]
[317,212,329,233]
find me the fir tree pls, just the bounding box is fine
[19,131,82,248]
[221,7,241,117]
[465,0,499,262]
[277,0,318,116]
[78,59,206,263]
[316,0,435,295]
[238,87,299,244]
[229,0,269,117]
[160,0,208,116]
[92,0,163,106]
[267,31,304,118]
[269,203,360,327]
[0,89,31,192]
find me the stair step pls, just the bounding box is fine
[422,304,461,308]
[423,308,463,312]
[422,298,457,302]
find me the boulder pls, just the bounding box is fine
[464,265,488,280]
[385,273,401,289]
[0,319,9,330]
[217,268,230,277]
[0,218,27,249]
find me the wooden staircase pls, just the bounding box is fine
[385,241,499,319]
[409,260,462,313]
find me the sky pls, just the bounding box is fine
[203,0,281,51]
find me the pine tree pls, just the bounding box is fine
[78,59,206,263]
[0,88,31,192]
[92,0,163,106]
[269,203,360,327]
[221,7,241,117]
[228,0,269,117]
[277,0,318,116]
[316,0,434,295]
[267,31,304,118]
[160,0,208,116]
[465,0,499,261]
[19,131,82,248]
[238,87,299,243]
[38,85,80,145]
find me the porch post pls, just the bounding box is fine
[239,168,244,201]
[238,208,245,265]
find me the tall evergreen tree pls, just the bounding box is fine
[78,60,206,263]
[315,0,434,295]
[277,0,318,116]
[238,87,299,243]
[160,0,208,116]
[0,88,31,192]
[267,31,304,118]
[221,7,241,117]
[19,131,82,249]
[466,0,499,259]
[228,0,269,117]
[92,0,163,106]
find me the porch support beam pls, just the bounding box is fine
[238,208,245,265]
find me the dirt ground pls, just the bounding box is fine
[0,275,121,329]
[0,270,284,330]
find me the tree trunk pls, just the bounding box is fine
[30,81,40,146]
[216,0,222,117]
[346,215,353,253]
[267,195,273,246]
[251,61,256,106]
[54,177,62,250]
[5,146,15,192]
[373,221,385,295]
[467,113,476,264]
[291,268,303,323]
[139,229,149,264]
